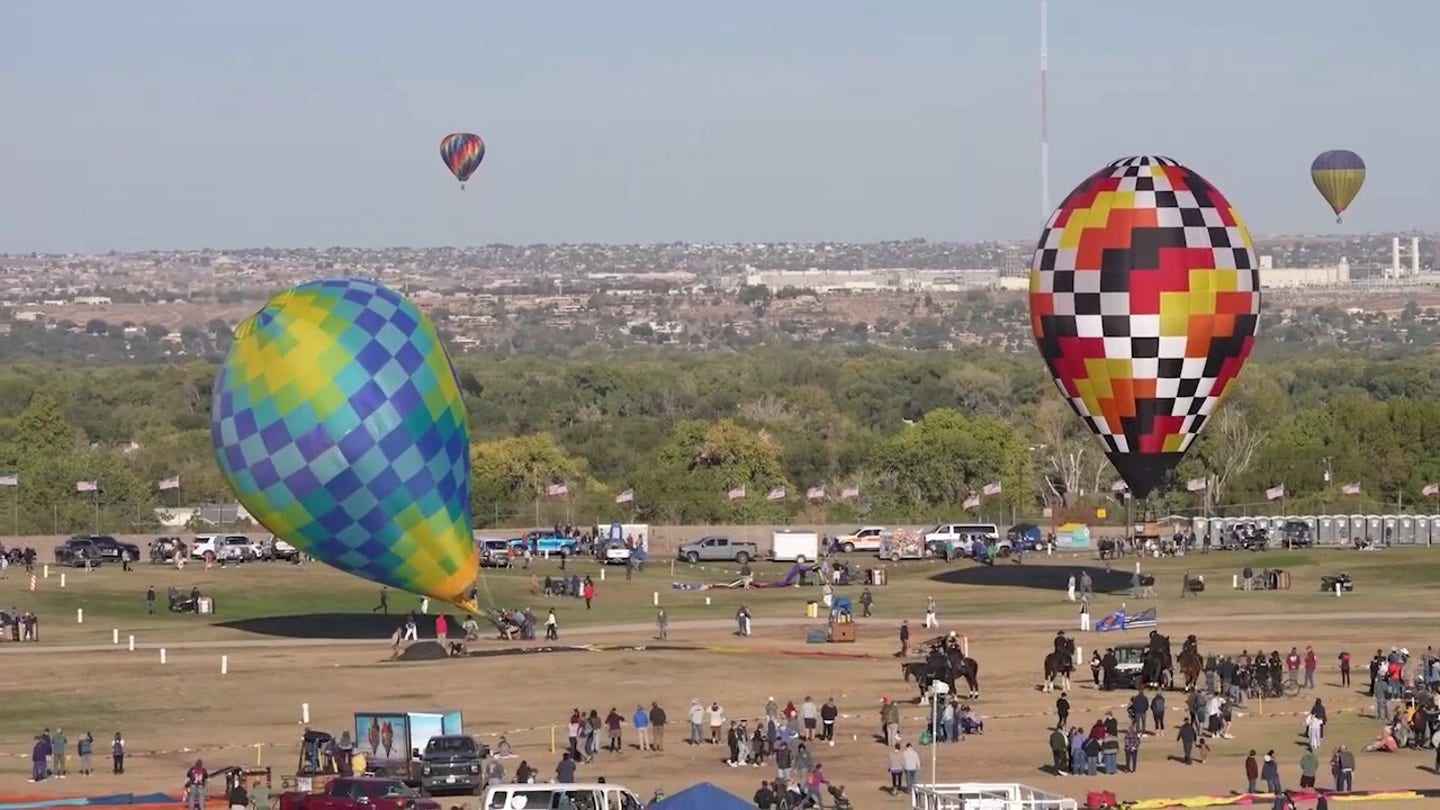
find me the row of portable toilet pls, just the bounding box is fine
[1189,515,1440,546]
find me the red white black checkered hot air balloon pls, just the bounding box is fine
[1028,156,1261,498]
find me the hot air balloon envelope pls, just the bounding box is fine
[211,278,478,607]
[1029,156,1261,498]
[1310,149,1365,222]
[440,133,485,185]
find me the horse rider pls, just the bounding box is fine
[1053,631,1071,661]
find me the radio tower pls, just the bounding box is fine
[1039,0,1050,220]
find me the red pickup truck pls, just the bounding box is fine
[302,777,440,810]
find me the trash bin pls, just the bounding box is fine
[805,601,818,618]
[868,568,887,586]
[1277,570,1291,590]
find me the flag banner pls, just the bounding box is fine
[727,486,746,501]
[0,474,16,487]
[766,486,786,501]
[963,494,981,511]
[614,488,634,504]
[982,481,1002,496]
[76,480,99,493]
[1186,478,1208,492]
[158,476,181,491]
[1341,482,1361,496]
[546,482,568,497]
[1096,607,1157,633]
[806,485,825,501]
[841,484,860,499]
[1265,484,1286,501]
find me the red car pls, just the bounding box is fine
[305,778,439,810]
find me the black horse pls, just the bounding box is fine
[1177,635,1203,690]
[903,651,981,701]
[1141,631,1174,689]
[1043,635,1076,692]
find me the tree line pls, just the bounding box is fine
[2,348,1440,535]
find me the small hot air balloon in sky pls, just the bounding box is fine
[440,133,485,189]
[211,278,479,609]
[1310,149,1365,223]
[1029,156,1261,498]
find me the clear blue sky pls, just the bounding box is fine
[2,1,1434,252]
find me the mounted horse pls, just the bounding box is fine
[1043,633,1076,692]
[1176,634,1203,690]
[903,646,981,701]
[1140,630,1174,689]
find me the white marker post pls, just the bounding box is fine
[128,635,135,652]
[1334,582,1342,598]
[159,648,167,665]
[60,573,66,588]
[1233,574,1239,590]
[705,596,712,606]
[76,608,83,624]
[221,655,229,675]
[962,635,970,657]
[599,568,605,581]
[43,564,49,579]
[302,703,311,724]
[652,592,659,607]
[112,628,119,645]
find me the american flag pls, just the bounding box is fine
[614,488,634,504]
[1186,478,1208,492]
[1425,483,1440,497]
[157,476,181,491]
[841,484,860,499]
[963,494,980,511]
[1341,482,1361,496]
[982,481,1002,497]
[76,480,100,493]
[727,485,746,501]
[766,486,786,501]
[806,485,825,501]
[546,482,568,497]
[1265,484,1286,501]
[0,474,16,487]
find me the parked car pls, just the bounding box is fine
[835,526,887,553]
[418,734,489,797]
[510,532,579,557]
[192,534,263,562]
[676,535,757,564]
[477,539,513,568]
[54,537,103,567]
[307,777,440,810]
[149,536,186,563]
[922,523,1001,559]
[81,534,142,564]
[1279,520,1313,549]
[264,535,301,561]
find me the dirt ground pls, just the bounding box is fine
[4,612,1439,807]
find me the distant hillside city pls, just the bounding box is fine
[0,232,1437,362]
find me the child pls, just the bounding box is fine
[1194,737,1211,764]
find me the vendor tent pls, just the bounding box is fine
[652,782,753,810]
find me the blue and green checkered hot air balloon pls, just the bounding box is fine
[211,279,478,609]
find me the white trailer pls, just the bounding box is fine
[769,530,819,563]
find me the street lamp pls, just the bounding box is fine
[928,680,951,789]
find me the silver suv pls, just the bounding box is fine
[478,539,512,568]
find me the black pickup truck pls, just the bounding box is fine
[418,734,489,797]
[86,534,142,564]
[54,537,104,567]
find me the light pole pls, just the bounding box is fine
[929,680,951,789]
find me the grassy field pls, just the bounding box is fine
[3,545,1439,805]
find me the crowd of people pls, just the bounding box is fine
[28,728,124,782]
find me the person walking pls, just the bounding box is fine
[655,608,668,640]
[1079,598,1090,632]
[1049,728,1068,775]
[372,586,388,614]
[1067,574,1077,602]
[1151,692,1166,731]
[1337,650,1352,688]
[111,733,124,774]
[897,620,910,657]
[887,744,904,794]
[1299,747,1319,789]
[545,608,559,641]
[1335,745,1355,792]
[145,586,156,615]
[1176,718,1197,765]
[1055,693,1070,729]
[859,587,874,617]
[923,597,938,629]
[434,613,448,644]
[901,743,921,793]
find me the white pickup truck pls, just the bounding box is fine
[835,526,887,553]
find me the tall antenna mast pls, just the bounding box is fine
[1040,0,1050,220]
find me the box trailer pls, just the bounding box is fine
[769,530,819,563]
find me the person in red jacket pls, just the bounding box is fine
[1304,647,1318,689]
[1337,650,1352,688]
[582,577,595,610]
[1287,648,1302,682]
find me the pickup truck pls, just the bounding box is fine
[55,538,103,567]
[304,777,440,810]
[835,526,887,553]
[510,532,580,557]
[418,734,488,796]
[676,536,757,564]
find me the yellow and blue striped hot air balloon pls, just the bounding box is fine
[1310,150,1365,223]
[211,279,479,610]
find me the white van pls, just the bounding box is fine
[483,782,643,810]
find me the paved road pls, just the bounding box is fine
[3,610,1435,655]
